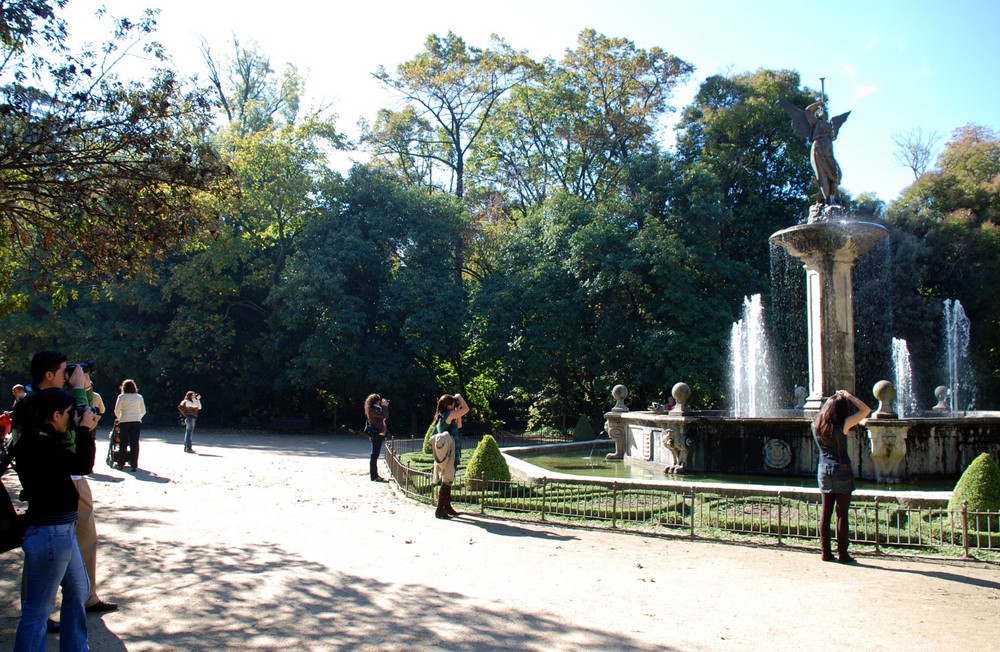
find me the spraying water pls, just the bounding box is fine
[729,294,779,417]
[943,299,975,412]
[891,338,917,417]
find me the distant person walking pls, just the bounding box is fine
[178,391,202,453]
[363,393,389,482]
[113,379,146,471]
[812,389,871,563]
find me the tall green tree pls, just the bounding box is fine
[476,29,693,212]
[368,31,534,199]
[270,167,470,429]
[675,69,815,278]
[886,123,1000,407]
[0,2,225,315]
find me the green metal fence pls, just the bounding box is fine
[385,439,1000,558]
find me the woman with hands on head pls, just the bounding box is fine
[812,389,871,563]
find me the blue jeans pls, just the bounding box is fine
[15,522,90,652]
[183,417,196,450]
[369,436,385,479]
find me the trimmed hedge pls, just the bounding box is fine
[949,452,1000,514]
[465,434,510,488]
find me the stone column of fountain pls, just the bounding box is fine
[769,217,887,410]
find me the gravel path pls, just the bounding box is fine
[2,429,999,651]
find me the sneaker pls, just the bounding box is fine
[85,600,119,613]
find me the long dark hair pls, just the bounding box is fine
[13,387,74,430]
[813,393,851,446]
[435,394,456,421]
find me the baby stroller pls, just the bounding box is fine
[106,420,121,468]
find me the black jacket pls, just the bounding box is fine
[14,425,95,525]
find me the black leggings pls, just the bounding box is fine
[118,421,142,468]
[820,492,851,547]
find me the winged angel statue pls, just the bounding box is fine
[780,98,850,213]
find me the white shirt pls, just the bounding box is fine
[114,393,146,423]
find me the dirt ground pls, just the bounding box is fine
[2,429,999,651]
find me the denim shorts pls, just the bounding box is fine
[818,462,855,493]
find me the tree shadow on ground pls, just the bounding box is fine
[0,511,670,651]
[458,516,580,541]
[861,562,1000,591]
[140,429,372,460]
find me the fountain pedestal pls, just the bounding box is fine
[770,219,887,409]
[865,421,909,483]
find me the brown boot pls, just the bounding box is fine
[837,533,856,563]
[820,537,835,562]
[435,485,452,519]
[443,483,460,517]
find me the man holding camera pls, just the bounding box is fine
[30,351,119,626]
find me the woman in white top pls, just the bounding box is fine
[113,379,146,471]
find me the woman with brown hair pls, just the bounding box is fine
[363,393,389,482]
[431,393,469,519]
[812,389,871,563]
[113,379,146,471]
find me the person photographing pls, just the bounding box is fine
[11,385,98,650]
[178,391,202,454]
[363,393,389,482]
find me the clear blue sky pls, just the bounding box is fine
[63,0,1000,203]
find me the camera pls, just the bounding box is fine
[74,404,99,419]
[65,360,96,376]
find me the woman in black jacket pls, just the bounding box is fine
[12,387,96,651]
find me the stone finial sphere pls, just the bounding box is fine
[933,385,948,410]
[612,384,628,402]
[873,380,896,403]
[671,382,691,405]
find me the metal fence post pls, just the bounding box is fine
[541,477,547,522]
[873,496,880,554]
[612,481,618,529]
[962,500,969,559]
[479,471,486,515]
[777,492,783,545]
[690,488,696,538]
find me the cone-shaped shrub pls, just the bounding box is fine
[948,453,1000,519]
[421,420,437,454]
[572,415,594,441]
[465,434,510,489]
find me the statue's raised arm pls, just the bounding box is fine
[780,98,851,215]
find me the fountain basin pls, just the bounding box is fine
[769,220,887,263]
[502,440,951,506]
[604,409,1000,485]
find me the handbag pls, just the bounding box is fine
[1,442,26,554]
[1,487,25,554]
[364,422,383,437]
